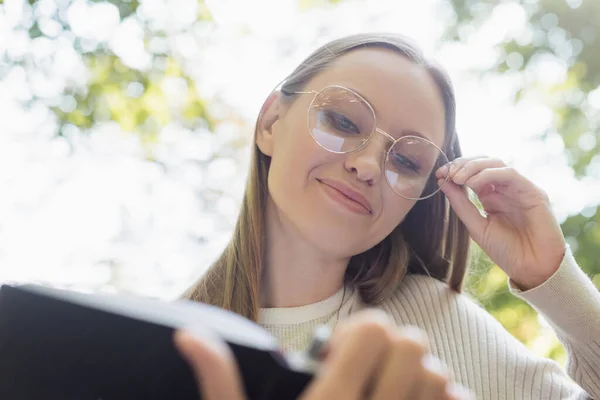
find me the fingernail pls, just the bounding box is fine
[173,331,197,364]
[438,164,449,176]
[422,354,447,376]
[185,327,230,355]
[447,383,476,400]
[449,163,457,174]
[307,325,332,361]
[400,325,428,347]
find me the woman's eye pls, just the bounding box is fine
[391,153,420,174]
[325,111,360,134]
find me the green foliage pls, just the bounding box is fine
[54,54,213,145]
[445,0,600,175]
[95,0,140,20]
[563,205,600,278]
[4,0,214,154]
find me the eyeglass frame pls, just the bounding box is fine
[281,84,451,201]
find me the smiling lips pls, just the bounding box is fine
[318,178,373,214]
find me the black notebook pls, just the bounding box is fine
[0,284,315,400]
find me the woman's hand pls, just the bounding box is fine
[436,156,566,290]
[174,310,473,400]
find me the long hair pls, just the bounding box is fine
[182,33,471,322]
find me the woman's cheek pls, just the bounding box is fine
[382,194,414,228]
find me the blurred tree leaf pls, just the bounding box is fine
[562,205,600,279]
[297,0,345,10]
[96,0,140,19]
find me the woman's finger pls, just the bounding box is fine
[413,355,452,399]
[173,330,247,400]
[451,157,506,185]
[438,179,489,240]
[299,310,393,400]
[436,155,488,180]
[369,326,430,400]
[464,167,546,202]
[446,383,477,400]
[300,316,473,400]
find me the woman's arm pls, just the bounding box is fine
[507,245,600,399]
[426,156,599,398]
[384,268,599,400]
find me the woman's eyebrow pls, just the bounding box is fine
[399,129,432,141]
[344,85,375,110]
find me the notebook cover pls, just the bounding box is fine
[0,284,313,400]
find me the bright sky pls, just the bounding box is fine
[0,0,598,298]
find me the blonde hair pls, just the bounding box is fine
[182,33,471,322]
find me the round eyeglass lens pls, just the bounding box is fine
[308,86,376,153]
[385,136,449,200]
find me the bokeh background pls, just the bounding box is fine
[1,0,599,365]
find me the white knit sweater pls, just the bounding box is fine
[259,246,600,399]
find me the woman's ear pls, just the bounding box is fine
[256,92,281,157]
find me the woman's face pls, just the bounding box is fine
[259,48,446,259]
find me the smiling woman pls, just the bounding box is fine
[177,33,600,399]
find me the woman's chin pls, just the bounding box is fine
[301,225,378,258]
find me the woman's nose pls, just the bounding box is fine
[343,134,390,185]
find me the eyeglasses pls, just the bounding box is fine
[282,84,450,200]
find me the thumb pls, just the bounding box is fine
[174,330,247,400]
[438,179,487,242]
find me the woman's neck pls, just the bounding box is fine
[259,200,348,308]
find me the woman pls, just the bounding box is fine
[175,33,600,399]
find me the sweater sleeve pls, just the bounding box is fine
[506,244,600,399]
[382,267,599,399]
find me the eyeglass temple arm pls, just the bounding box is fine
[281,89,318,96]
